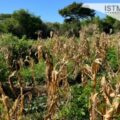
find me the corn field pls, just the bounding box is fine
[0,27,120,120]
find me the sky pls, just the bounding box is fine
[0,0,120,23]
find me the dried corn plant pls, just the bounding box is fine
[79,30,90,59]
[0,82,25,120]
[89,76,120,120]
[44,52,70,120]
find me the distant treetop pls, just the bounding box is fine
[59,2,95,23]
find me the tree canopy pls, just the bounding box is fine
[0,9,48,39]
[59,2,95,23]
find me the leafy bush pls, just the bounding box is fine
[0,53,9,81]
[20,60,45,84]
[24,96,47,120]
[107,47,119,72]
[58,84,92,120]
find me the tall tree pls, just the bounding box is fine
[100,16,116,33]
[1,9,48,38]
[12,9,45,38]
[59,2,95,23]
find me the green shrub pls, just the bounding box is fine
[107,47,119,72]
[24,96,47,120]
[58,84,92,120]
[20,60,45,85]
[0,53,9,81]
